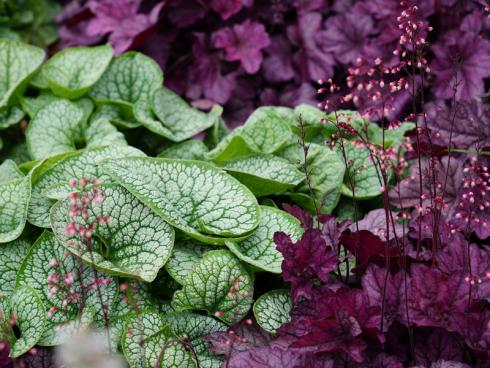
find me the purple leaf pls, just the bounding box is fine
[263,35,295,83]
[212,20,270,74]
[225,346,314,368]
[210,0,252,20]
[282,203,313,230]
[351,209,404,241]
[414,329,465,368]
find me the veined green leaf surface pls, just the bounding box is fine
[171,250,254,324]
[158,139,209,161]
[101,157,260,244]
[51,184,175,282]
[0,106,24,130]
[253,289,291,333]
[0,238,30,295]
[225,206,303,273]
[165,239,213,285]
[41,44,113,99]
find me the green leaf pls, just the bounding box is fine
[253,289,291,333]
[7,285,47,357]
[0,159,22,182]
[41,44,113,99]
[222,154,304,197]
[91,104,141,129]
[89,51,163,112]
[85,118,127,149]
[225,206,303,273]
[165,239,213,285]
[207,107,292,163]
[28,145,145,228]
[19,93,59,118]
[101,157,260,244]
[292,104,336,142]
[51,184,175,282]
[0,39,45,109]
[122,311,195,368]
[164,312,227,368]
[341,141,388,199]
[0,238,30,295]
[279,143,345,213]
[145,87,223,142]
[30,70,49,89]
[158,140,209,161]
[0,106,24,129]
[171,250,254,324]
[16,231,117,346]
[0,167,30,243]
[26,99,85,160]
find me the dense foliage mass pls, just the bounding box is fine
[0,1,489,368]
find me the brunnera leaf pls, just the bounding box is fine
[90,104,141,129]
[89,51,163,114]
[101,157,260,244]
[0,106,25,130]
[171,249,254,324]
[225,206,303,273]
[158,139,210,161]
[222,154,304,197]
[143,87,223,142]
[0,238,30,295]
[0,160,30,243]
[164,312,227,368]
[165,238,213,285]
[28,145,145,228]
[41,44,113,99]
[50,184,175,282]
[122,311,195,368]
[0,39,45,109]
[15,231,117,346]
[253,289,292,333]
[3,285,47,357]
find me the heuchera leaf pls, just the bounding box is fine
[51,184,175,282]
[16,231,117,346]
[41,44,113,99]
[222,154,304,197]
[158,139,210,161]
[0,160,30,243]
[225,206,303,273]
[2,285,47,357]
[101,157,260,244]
[171,250,254,324]
[147,87,223,142]
[122,311,195,368]
[89,51,163,114]
[253,289,292,333]
[165,238,213,285]
[0,238,30,295]
[28,145,145,228]
[164,312,227,368]
[0,39,45,109]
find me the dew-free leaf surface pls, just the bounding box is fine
[158,139,209,161]
[165,239,213,285]
[253,289,292,333]
[171,250,254,324]
[0,238,30,295]
[101,157,260,244]
[51,184,175,282]
[225,206,303,273]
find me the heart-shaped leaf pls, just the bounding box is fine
[101,157,260,244]
[85,118,127,149]
[171,250,254,324]
[4,285,47,357]
[91,104,141,129]
[222,154,304,197]
[0,238,30,295]
[122,311,195,368]
[41,44,113,99]
[225,206,303,273]
[208,107,292,163]
[253,289,292,333]
[292,104,336,141]
[0,161,30,243]
[0,39,45,109]
[341,141,390,199]
[165,239,213,285]
[144,87,223,142]
[279,142,345,213]
[20,93,94,122]
[158,140,209,161]
[51,184,175,282]
[28,145,145,228]
[90,51,163,113]
[0,106,24,130]
[164,312,227,368]
[16,231,117,346]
